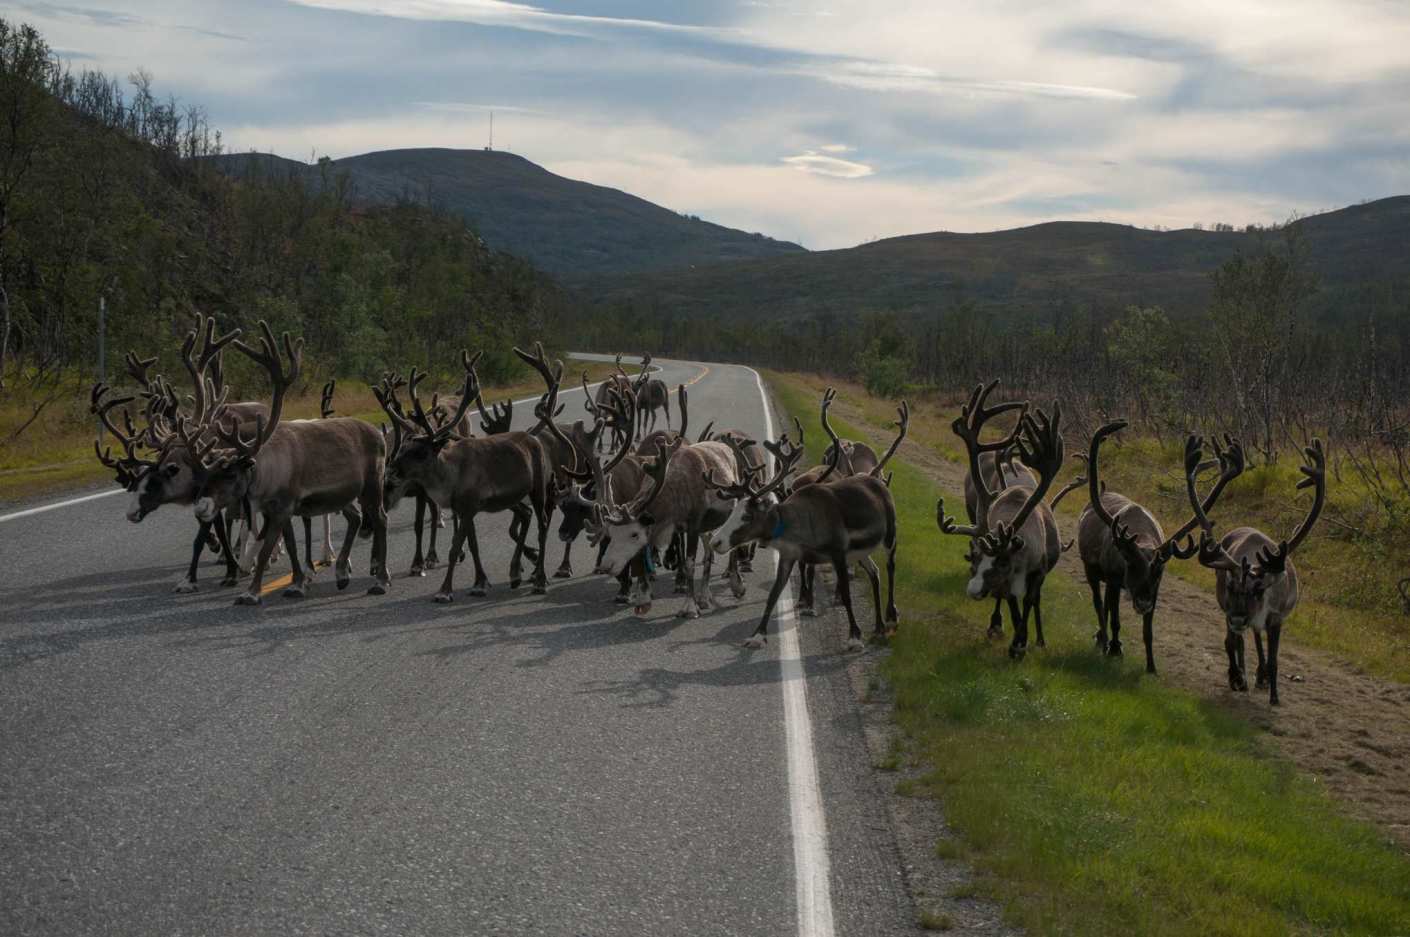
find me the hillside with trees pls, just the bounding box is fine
[0,16,563,426]
[211,148,805,277]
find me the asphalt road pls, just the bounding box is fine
[0,356,919,937]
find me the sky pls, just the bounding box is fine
[16,0,1410,249]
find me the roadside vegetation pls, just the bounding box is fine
[770,373,1410,936]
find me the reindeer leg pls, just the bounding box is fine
[678,534,701,619]
[281,520,306,598]
[695,538,716,612]
[629,553,653,614]
[834,554,865,652]
[745,556,796,649]
[366,499,390,596]
[236,512,284,605]
[215,511,241,587]
[434,514,468,603]
[988,598,1004,639]
[1266,621,1281,705]
[507,503,532,589]
[465,515,491,597]
[175,520,211,594]
[725,548,747,599]
[303,516,314,575]
[554,538,574,579]
[859,556,884,638]
[597,535,611,574]
[614,567,632,604]
[1249,628,1268,689]
[1104,581,1124,657]
[1006,596,1025,660]
[1142,610,1157,675]
[1225,630,1247,691]
[410,495,427,576]
[1028,575,1046,648]
[335,506,360,589]
[322,513,335,567]
[426,498,444,568]
[798,563,817,617]
[672,530,691,594]
[738,542,754,574]
[884,542,899,629]
[530,491,550,595]
[1086,566,1107,651]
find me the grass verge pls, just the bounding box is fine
[768,371,1410,937]
[0,361,622,503]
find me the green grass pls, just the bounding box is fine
[768,372,1410,937]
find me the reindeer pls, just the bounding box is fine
[636,383,690,457]
[1080,423,1245,673]
[92,315,268,592]
[590,412,746,618]
[1186,439,1326,705]
[591,353,636,450]
[707,390,909,650]
[192,321,391,604]
[936,382,1066,659]
[555,383,642,583]
[633,352,671,437]
[295,379,340,578]
[379,344,568,602]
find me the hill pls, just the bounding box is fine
[576,196,1410,323]
[210,148,804,277]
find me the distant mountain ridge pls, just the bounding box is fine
[210,148,804,277]
[577,195,1410,322]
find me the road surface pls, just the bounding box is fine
[0,356,919,936]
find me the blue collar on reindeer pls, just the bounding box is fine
[643,545,657,575]
[770,515,786,540]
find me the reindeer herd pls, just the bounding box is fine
[89,319,1324,706]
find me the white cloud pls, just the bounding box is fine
[782,151,874,179]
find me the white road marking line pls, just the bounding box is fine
[745,364,836,937]
[0,487,125,523]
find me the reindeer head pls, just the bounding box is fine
[936,383,1062,602]
[1189,439,1325,633]
[375,352,483,507]
[706,424,804,554]
[595,439,678,576]
[193,321,302,523]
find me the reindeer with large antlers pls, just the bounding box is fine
[192,321,391,604]
[936,382,1066,659]
[554,382,643,583]
[92,315,271,592]
[708,390,909,650]
[1186,439,1326,705]
[1080,423,1245,673]
[590,353,636,451]
[379,344,569,601]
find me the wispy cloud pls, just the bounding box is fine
[287,0,743,40]
[783,150,873,179]
[417,101,542,115]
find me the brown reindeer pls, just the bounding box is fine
[707,390,909,650]
[193,321,391,604]
[380,344,569,602]
[633,352,671,438]
[1079,422,1245,673]
[1186,438,1326,705]
[936,382,1066,659]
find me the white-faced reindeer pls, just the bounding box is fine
[379,344,569,602]
[707,390,909,651]
[192,321,391,604]
[1186,438,1326,705]
[1080,423,1245,673]
[591,414,746,619]
[936,382,1066,659]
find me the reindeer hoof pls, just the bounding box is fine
[738,560,753,573]
[172,580,199,594]
[531,583,547,596]
[283,585,305,599]
[366,583,387,596]
[434,592,454,604]
[554,567,573,579]
[1008,646,1026,661]
[729,581,747,599]
[743,636,767,650]
[614,594,630,605]
[1255,668,1268,689]
[1269,693,1280,706]
[220,576,239,588]
[424,556,439,570]
[846,638,865,652]
[678,605,700,620]
[1106,639,1123,657]
[1229,673,1248,692]
[469,586,488,598]
[234,592,261,606]
[509,577,523,589]
[987,625,1004,640]
[336,577,350,591]
[799,607,817,618]
[673,583,690,596]
[409,564,425,577]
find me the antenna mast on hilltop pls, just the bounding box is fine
[487,111,494,151]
